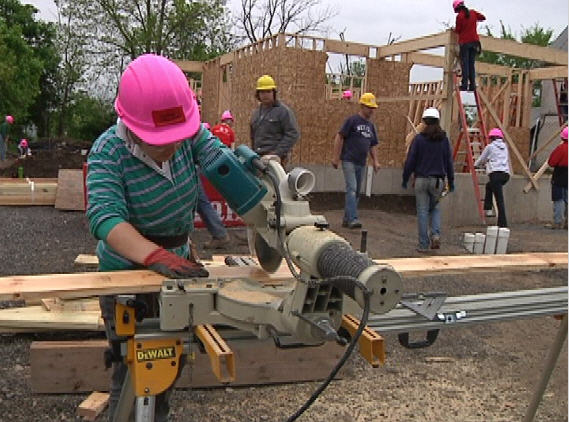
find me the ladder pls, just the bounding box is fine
[451,74,490,224]
[552,77,568,126]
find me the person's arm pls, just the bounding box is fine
[369,145,380,172]
[273,106,300,157]
[106,222,160,264]
[548,145,563,167]
[475,10,486,21]
[455,14,463,34]
[474,144,491,168]
[332,133,344,168]
[445,138,455,191]
[402,137,419,186]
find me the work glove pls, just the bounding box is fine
[401,180,408,189]
[143,247,209,279]
[448,181,455,192]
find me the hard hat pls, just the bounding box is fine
[342,90,353,99]
[488,128,503,139]
[114,54,200,146]
[256,75,277,91]
[359,92,378,108]
[453,0,464,10]
[5,115,14,124]
[561,127,568,140]
[203,122,210,130]
[20,139,28,147]
[422,107,440,120]
[221,110,234,121]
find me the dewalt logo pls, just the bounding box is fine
[136,347,176,362]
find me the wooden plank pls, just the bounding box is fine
[480,35,568,65]
[407,52,511,77]
[324,39,369,56]
[523,161,550,194]
[529,66,569,81]
[0,305,103,331]
[378,31,451,57]
[77,392,109,421]
[74,254,99,267]
[30,338,345,393]
[55,169,85,211]
[0,180,57,205]
[173,60,203,73]
[477,89,538,188]
[527,124,566,164]
[2,253,567,302]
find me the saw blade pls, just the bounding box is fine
[254,231,283,273]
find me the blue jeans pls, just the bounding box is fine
[342,161,364,223]
[197,179,227,239]
[459,42,478,90]
[414,177,443,249]
[552,185,568,225]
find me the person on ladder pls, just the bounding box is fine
[453,0,486,91]
[474,128,511,228]
[402,108,455,253]
[547,127,568,229]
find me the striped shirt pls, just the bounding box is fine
[87,122,224,271]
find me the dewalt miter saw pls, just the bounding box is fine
[112,145,403,422]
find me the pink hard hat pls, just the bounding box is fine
[453,0,464,10]
[20,139,28,147]
[488,128,503,139]
[561,127,568,141]
[342,90,353,99]
[221,110,233,121]
[114,54,200,146]
[203,122,211,130]
[5,115,14,124]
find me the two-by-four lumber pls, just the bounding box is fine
[77,392,109,421]
[31,338,345,394]
[2,253,567,301]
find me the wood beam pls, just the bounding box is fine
[378,31,451,57]
[408,52,511,77]
[324,39,370,57]
[1,253,566,301]
[480,35,568,65]
[529,66,569,81]
[173,60,204,73]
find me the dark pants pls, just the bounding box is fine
[459,42,478,90]
[100,295,172,422]
[484,171,510,228]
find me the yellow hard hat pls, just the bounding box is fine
[256,75,277,91]
[359,92,378,108]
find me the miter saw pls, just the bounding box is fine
[111,145,403,422]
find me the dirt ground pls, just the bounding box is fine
[0,199,567,421]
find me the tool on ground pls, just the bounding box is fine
[111,145,404,422]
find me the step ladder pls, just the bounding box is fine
[552,77,568,126]
[451,74,492,224]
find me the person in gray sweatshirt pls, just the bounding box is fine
[474,128,511,227]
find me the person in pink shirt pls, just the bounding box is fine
[453,0,486,91]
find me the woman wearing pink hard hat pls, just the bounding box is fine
[453,0,486,91]
[547,127,568,229]
[0,115,14,161]
[86,53,229,421]
[474,128,511,227]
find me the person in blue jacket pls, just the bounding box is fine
[402,108,454,252]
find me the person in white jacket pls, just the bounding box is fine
[474,128,510,227]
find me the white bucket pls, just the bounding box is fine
[463,233,475,253]
[495,228,510,254]
[473,232,486,254]
[484,226,499,254]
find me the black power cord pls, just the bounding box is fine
[262,165,372,422]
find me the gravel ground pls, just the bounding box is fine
[0,203,567,421]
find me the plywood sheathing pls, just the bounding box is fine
[205,42,412,167]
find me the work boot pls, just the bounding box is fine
[485,210,496,217]
[430,235,441,249]
[347,220,362,229]
[203,235,231,249]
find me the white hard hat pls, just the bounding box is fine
[422,107,440,120]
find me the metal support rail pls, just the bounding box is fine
[367,287,568,333]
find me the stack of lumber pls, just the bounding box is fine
[0,177,58,206]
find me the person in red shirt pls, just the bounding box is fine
[547,127,568,229]
[453,0,485,91]
[212,110,236,149]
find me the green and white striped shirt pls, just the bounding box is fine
[87,122,224,271]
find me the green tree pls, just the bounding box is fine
[64,94,115,141]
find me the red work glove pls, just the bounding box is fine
[143,247,209,279]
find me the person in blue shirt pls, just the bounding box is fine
[402,108,454,252]
[331,93,381,229]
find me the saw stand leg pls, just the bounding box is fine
[112,369,156,422]
[522,314,567,422]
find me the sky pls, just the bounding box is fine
[23,0,569,82]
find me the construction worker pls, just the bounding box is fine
[250,74,300,165]
[332,92,381,229]
[212,110,236,149]
[86,54,229,421]
[342,89,353,101]
[402,108,454,252]
[547,127,568,229]
[453,0,486,91]
[18,139,29,158]
[474,128,511,228]
[0,115,14,161]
